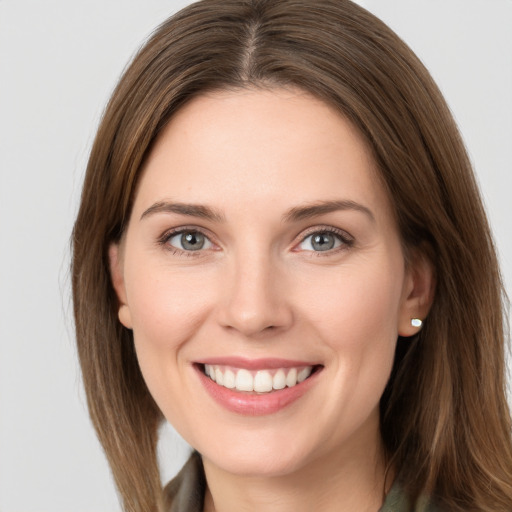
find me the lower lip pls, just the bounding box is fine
[195,365,321,416]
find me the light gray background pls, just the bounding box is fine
[1,1,511,511]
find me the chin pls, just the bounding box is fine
[197,431,319,478]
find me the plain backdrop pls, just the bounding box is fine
[0,1,511,511]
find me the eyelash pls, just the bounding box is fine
[157,225,354,257]
[296,226,354,257]
[157,226,214,257]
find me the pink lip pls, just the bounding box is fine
[197,356,318,370]
[194,363,322,416]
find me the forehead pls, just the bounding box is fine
[134,87,389,219]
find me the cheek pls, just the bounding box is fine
[126,260,214,347]
[301,256,404,403]
[122,251,219,404]
[302,257,404,342]
[123,259,219,437]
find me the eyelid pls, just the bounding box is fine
[156,224,354,255]
[157,225,218,254]
[293,225,354,253]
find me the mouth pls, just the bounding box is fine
[193,358,323,415]
[199,363,322,394]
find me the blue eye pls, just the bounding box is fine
[167,231,213,251]
[299,231,347,252]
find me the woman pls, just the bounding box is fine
[71,0,512,510]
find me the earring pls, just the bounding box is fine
[411,318,423,328]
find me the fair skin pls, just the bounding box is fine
[110,88,433,512]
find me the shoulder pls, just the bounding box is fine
[165,454,445,512]
[163,451,205,512]
[380,481,443,512]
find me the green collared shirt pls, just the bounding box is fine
[164,452,441,512]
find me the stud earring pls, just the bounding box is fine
[411,318,423,328]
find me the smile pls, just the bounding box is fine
[195,359,323,416]
[204,364,313,393]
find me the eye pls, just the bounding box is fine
[167,230,213,251]
[298,230,351,252]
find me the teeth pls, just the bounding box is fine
[286,368,297,387]
[254,370,273,392]
[223,369,236,389]
[236,369,253,391]
[204,364,314,393]
[215,368,224,386]
[297,367,312,383]
[273,369,286,390]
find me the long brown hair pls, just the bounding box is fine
[72,1,512,510]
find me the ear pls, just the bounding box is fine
[108,243,133,329]
[398,250,435,337]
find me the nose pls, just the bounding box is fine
[217,253,293,338]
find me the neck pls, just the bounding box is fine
[202,427,390,512]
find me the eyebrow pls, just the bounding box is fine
[140,201,225,222]
[140,199,375,224]
[283,200,375,223]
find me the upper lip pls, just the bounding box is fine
[195,356,321,370]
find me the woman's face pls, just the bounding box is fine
[111,88,426,477]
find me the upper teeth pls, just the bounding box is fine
[204,365,313,393]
